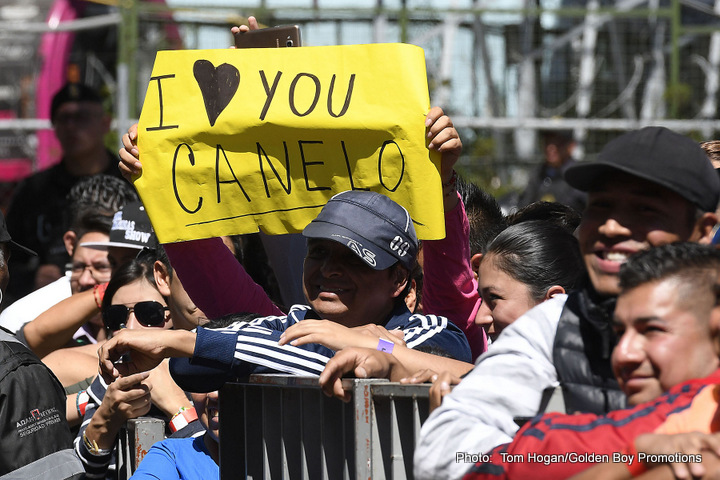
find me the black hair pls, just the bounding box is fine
[101,255,160,318]
[484,220,584,301]
[66,175,138,233]
[457,176,507,255]
[145,244,173,278]
[204,311,263,330]
[619,242,720,293]
[72,211,113,243]
[507,201,581,234]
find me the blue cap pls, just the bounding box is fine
[302,191,418,270]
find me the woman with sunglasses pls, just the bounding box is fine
[74,257,201,479]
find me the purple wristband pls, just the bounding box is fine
[377,338,394,354]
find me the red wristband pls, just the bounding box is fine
[76,389,89,417]
[93,283,108,310]
[169,407,198,433]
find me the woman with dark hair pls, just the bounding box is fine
[477,220,585,341]
[74,256,201,479]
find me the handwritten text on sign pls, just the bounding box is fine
[135,43,444,243]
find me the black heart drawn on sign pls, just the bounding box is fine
[193,60,240,127]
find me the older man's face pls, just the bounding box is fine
[302,239,407,328]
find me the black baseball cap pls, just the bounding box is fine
[50,83,104,121]
[565,126,720,212]
[81,201,157,251]
[0,210,36,256]
[302,191,418,270]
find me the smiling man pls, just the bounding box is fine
[414,126,720,480]
[611,244,720,407]
[461,242,720,480]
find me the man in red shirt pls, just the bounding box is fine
[463,242,720,479]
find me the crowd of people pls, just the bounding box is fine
[4,15,720,480]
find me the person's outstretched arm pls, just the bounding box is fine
[20,286,103,357]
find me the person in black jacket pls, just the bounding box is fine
[517,129,586,213]
[5,82,125,303]
[0,210,84,478]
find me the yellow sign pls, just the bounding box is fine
[136,43,444,243]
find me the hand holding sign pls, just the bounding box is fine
[133,44,445,243]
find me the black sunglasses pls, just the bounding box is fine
[103,301,169,331]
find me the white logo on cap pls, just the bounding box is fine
[113,216,151,244]
[390,235,410,257]
[346,239,377,267]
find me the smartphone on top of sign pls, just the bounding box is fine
[234,24,302,48]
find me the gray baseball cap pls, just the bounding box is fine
[302,191,418,270]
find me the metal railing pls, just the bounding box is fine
[219,374,431,480]
[117,417,165,480]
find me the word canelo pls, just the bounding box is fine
[170,139,406,215]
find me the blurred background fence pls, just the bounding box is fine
[1,0,719,210]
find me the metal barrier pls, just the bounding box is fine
[117,417,165,480]
[219,374,431,480]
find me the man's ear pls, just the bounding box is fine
[695,212,719,245]
[154,261,172,296]
[544,285,566,301]
[63,231,77,256]
[471,253,483,280]
[709,299,720,356]
[404,278,418,313]
[391,265,410,298]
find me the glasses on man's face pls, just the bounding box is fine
[66,262,112,282]
[103,301,170,331]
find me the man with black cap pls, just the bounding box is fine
[95,189,472,392]
[414,126,720,480]
[0,210,84,478]
[5,82,125,302]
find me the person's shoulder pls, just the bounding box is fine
[150,436,197,452]
[509,295,568,331]
[484,295,568,356]
[0,329,31,364]
[0,330,63,390]
[18,163,66,186]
